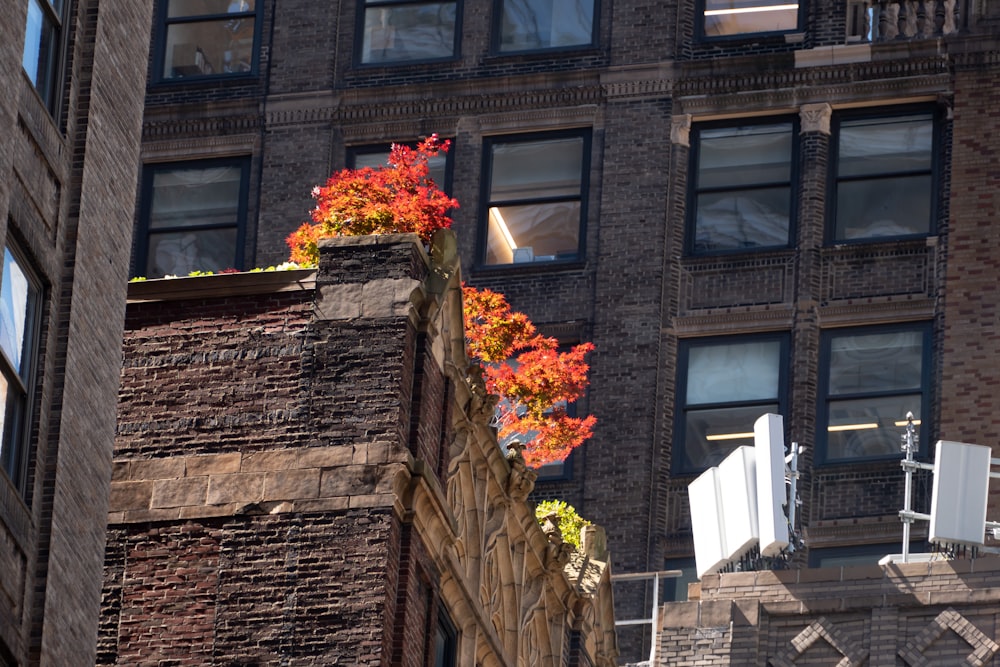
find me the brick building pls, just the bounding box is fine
[0,0,150,664]
[127,0,1000,661]
[657,558,1000,665]
[99,233,618,666]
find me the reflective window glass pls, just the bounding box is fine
[676,336,786,473]
[703,0,799,36]
[690,122,793,253]
[159,0,258,80]
[137,159,249,278]
[819,325,930,463]
[833,113,934,241]
[482,133,588,266]
[497,0,595,52]
[360,1,458,64]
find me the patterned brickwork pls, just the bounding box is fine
[658,558,1000,665]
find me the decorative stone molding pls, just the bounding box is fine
[140,134,260,162]
[675,69,950,118]
[671,115,692,147]
[603,79,673,100]
[800,103,833,135]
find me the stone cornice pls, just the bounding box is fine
[670,308,794,336]
[140,133,261,162]
[818,298,936,326]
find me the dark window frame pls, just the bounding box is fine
[431,604,457,667]
[353,0,462,67]
[22,0,68,114]
[816,322,932,466]
[476,128,591,270]
[490,0,599,55]
[347,139,456,195]
[695,0,804,41]
[686,116,798,257]
[0,242,43,496]
[152,0,262,84]
[134,156,251,278]
[807,541,928,568]
[827,105,940,245]
[673,333,790,475]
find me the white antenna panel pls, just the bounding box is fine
[689,466,727,579]
[930,440,991,547]
[719,446,759,561]
[754,413,790,557]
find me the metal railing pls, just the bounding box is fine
[611,570,683,666]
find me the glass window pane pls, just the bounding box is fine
[828,330,923,395]
[499,0,594,51]
[835,175,932,240]
[682,402,779,470]
[163,18,255,77]
[698,124,792,189]
[695,187,790,252]
[361,3,457,63]
[826,394,921,460]
[686,340,781,405]
[0,249,35,376]
[0,372,25,481]
[146,228,240,277]
[150,166,242,229]
[490,138,583,201]
[838,115,932,178]
[22,0,57,100]
[486,202,581,264]
[704,0,798,35]
[168,0,255,18]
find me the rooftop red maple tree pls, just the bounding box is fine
[286,135,459,265]
[286,140,596,467]
[463,286,596,467]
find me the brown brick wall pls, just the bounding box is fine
[941,62,1000,520]
[0,0,151,663]
[659,558,1000,666]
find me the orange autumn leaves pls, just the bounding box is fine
[287,136,594,466]
[463,286,595,467]
[287,135,459,264]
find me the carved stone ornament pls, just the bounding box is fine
[671,114,693,147]
[506,446,537,502]
[800,103,833,135]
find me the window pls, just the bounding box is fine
[157,0,259,81]
[818,324,931,463]
[701,0,799,37]
[480,130,590,267]
[831,110,936,242]
[135,158,250,278]
[0,245,41,495]
[688,120,794,254]
[663,557,698,602]
[494,0,596,53]
[348,141,454,194]
[432,606,457,667]
[22,0,64,110]
[674,335,787,474]
[808,542,927,568]
[358,0,459,64]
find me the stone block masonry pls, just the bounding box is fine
[100,234,619,666]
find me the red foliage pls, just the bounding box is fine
[286,135,459,265]
[462,286,596,467]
